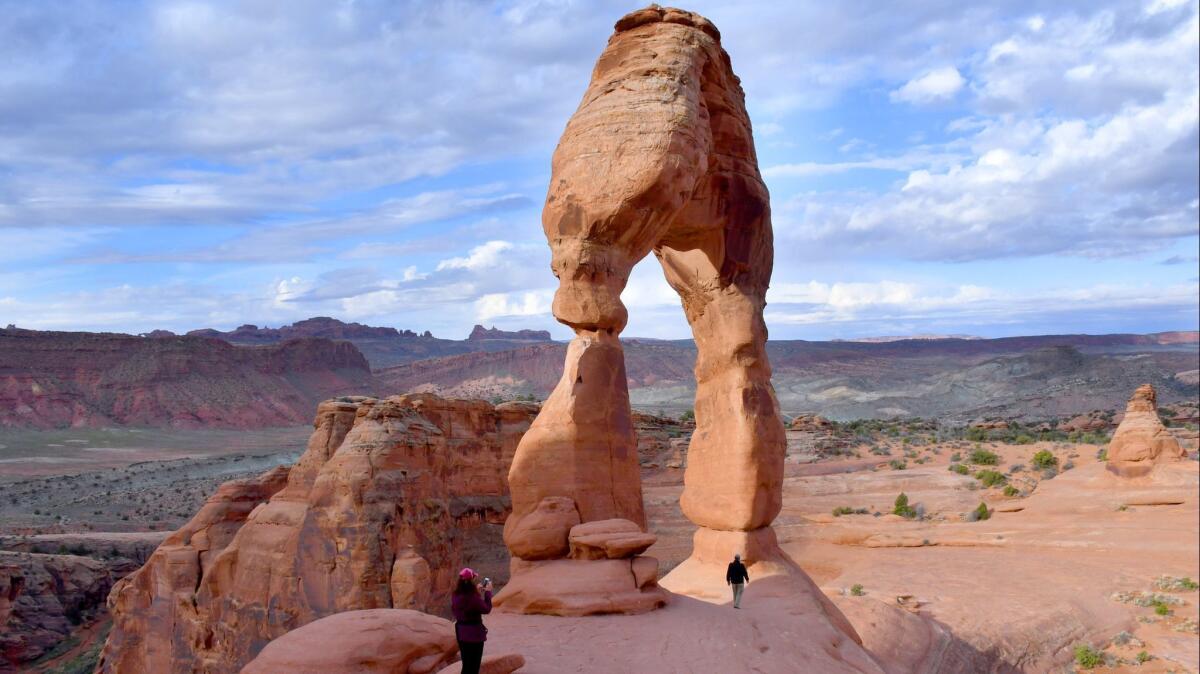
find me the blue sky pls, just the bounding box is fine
[1,0,1197,340]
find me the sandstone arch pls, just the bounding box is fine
[497,7,854,640]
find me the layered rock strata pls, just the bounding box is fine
[0,551,113,669]
[98,394,536,674]
[1107,384,1186,477]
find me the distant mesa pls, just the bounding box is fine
[185,316,419,342]
[833,334,982,343]
[1106,383,1187,477]
[467,324,553,342]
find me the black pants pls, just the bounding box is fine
[458,640,484,674]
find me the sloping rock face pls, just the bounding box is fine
[0,552,113,670]
[98,394,536,674]
[1107,384,1186,477]
[239,609,459,674]
[0,327,373,429]
[497,5,812,619]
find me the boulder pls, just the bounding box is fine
[503,496,580,561]
[239,609,457,674]
[1107,384,1186,477]
[567,519,656,560]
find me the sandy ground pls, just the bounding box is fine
[0,426,311,479]
[642,438,1200,673]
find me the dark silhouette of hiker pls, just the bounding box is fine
[726,554,749,608]
[451,567,493,674]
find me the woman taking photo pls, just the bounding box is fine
[451,567,493,674]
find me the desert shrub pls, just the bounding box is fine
[870,446,891,456]
[850,584,865,596]
[1154,576,1200,592]
[969,502,991,521]
[1012,434,1035,445]
[1031,450,1057,470]
[950,452,962,462]
[1041,467,1058,480]
[1136,650,1151,663]
[679,409,695,422]
[1074,644,1104,669]
[975,469,1007,487]
[965,427,988,442]
[1154,600,1172,616]
[1062,460,1075,471]
[1008,463,1025,473]
[969,448,999,465]
[893,493,916,518]
[949,463,970,475]
[889,459,907,470]
[1003,485,1019,497]
[832,506,855,517]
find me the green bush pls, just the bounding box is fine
[1012,434,1035,445]
[1136,650,1150,664]
[679,409,695,422]
[1003,485,1019,497]
[965,427,988,442]
[949,463,969,475]
[1153,600,1172,616]
[850,584,864,596]
[969,448,999,465]
[832,506,855,517]
[889,459,907,470]
[1073,644,1104,669]
[893,492,916,518]
[1031,449,1057,470]
[971,502,991,521]
[950,452,962,462]
[974,469,1007,487]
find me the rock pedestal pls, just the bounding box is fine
[1107,384,1186,477]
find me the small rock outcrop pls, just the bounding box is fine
[98,394,537,674]
[239,609,459,674]
[1107,384,1186,477]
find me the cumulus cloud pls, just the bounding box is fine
[781,2,1199,262]
[891,67,966,104]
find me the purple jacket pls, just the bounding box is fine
[451,589,492,643]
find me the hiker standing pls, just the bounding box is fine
[726,554,749,608]
[451,567,493,674]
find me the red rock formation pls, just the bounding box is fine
[0,551,113,669]
[98,394,537,674]
[0,327,373,429]
[1107,384,1186,477]
[239,609,459,674]
[497,5,811,618]
[97,465,291,674]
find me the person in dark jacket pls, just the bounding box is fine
[451,567,493,674]
[726,554,749,608]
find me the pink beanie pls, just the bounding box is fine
[459,567,477,580]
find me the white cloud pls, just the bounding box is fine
[890,67,965,104]
[436,241,514,271]
[766,279,1198,329]
[475,290,553,322]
